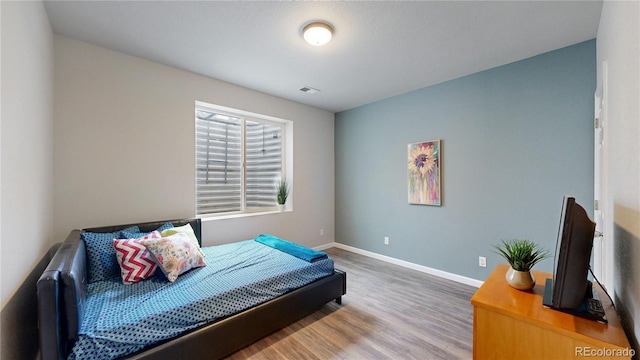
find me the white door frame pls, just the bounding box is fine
[594,60,614,291]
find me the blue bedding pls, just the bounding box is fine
[69,240,334,360]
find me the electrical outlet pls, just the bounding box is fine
[479,256,487,268]
[384,237,389,245]
[320,228,325,236]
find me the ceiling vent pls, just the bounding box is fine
[299,86,320,94]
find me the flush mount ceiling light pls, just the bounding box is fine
[303,22,333,46]
[300,86,321,94]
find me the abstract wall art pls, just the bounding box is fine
[408,140,441,206]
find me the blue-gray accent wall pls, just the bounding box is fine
[335,40,596,281]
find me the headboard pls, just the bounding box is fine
[37,218,202,360]
[84,218,202,245]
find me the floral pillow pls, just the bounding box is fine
[140,233,206,282]
[113,231,161,284]
[160,223,205,257]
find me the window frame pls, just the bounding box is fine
[195,101,289,218]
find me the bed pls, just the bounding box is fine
[37,218,347,360]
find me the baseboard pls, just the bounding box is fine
[314,242,337,251]
[315,241,483,288]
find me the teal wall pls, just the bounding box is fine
[335,40,596,281]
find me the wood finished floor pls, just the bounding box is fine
[225,247,477,360]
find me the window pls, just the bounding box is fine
[195,102,287,216]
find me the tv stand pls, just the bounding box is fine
[542,278,608,323]
[471,265,632,359]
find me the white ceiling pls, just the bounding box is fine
[43,0,603,113]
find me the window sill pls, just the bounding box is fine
[198,209,292,222]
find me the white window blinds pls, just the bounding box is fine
[245,120,283,209]
[195,106,284,215]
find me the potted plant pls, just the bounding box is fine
[275,179,289,211]
[494,239,550,290]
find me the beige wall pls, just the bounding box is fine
[596,0,640,352]
[53,35,335,249]
[1,1,55,358]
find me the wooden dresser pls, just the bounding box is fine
[471,264,632,359]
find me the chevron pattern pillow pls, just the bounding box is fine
[113,231,162,284]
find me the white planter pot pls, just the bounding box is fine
[505,267,536,291]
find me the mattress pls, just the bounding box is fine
[69,240,334,360]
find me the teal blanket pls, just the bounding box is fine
[255,234,328,262]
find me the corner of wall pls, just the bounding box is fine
[1,0,55,358]
[597,0,640,354]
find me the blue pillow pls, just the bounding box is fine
[81,230,121,283]
[82,222,174,283]
[118,225,142,239]
[119,222,174,239]
[156,221,174,232]
[119,225,139,234]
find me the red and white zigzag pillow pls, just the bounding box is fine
[113,231,162,284]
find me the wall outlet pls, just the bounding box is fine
[320,228,325,236]
[384,236,389,245]
[479,256,487,268]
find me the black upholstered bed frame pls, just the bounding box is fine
[37,218,346,360]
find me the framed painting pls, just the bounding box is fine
[408,140,441,206]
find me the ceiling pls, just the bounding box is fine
[43,1,603,113]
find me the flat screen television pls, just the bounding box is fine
[543,196,606,323]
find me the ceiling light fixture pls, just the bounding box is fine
[303,22,333,46]
[300,86,321,94]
